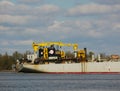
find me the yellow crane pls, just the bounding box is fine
[32,42,78,59]
[32,41,86,62]
[32,42,78,52]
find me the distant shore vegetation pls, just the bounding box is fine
[0,51,27,71]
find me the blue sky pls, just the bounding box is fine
[0,0,120,55]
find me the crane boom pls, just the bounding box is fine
[32,42,78,52]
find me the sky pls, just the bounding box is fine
[0,0,120,55]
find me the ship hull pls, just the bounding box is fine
[16,62,120,74]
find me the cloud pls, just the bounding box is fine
[93,0,120,5]
[87,30,103,38]
[0,39,33,46]
[0,14,55,28]
[0,26,10,31]
[47,19,120,40]
[48,21,65,30]
[35,4,60,14]
[47,20,97,39]
[0,15,32,25]
[0,39,33,54]
[113,23,120,30]
[0,1,15,14]
[0,0,120,54]
[0,0,60,16]
[0,0,61,27]
[0,0,15,6]
[67,3,120,16]
[0,41,9,46]
[17,0,44,5]
[12,40,33,46]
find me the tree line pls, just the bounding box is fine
[0,51,27,71]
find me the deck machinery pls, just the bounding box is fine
[27,42,87,64]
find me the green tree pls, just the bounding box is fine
[0,52,17,71]
[0,52,9,70]
[12,51,23,60]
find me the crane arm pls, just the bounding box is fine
[32,42,78,52]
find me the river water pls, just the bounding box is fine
[0,72,120,91]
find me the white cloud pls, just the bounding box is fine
[0,39,33,46]
[0,26,10,31]
[0,41,9,46]
[0,1,15,14]
[12,40,33,46]
[17,0,44,4]
[0,26,17,36]
[93,0,120,5]
[0,0,14,6]
[47,19,120,39]
[0,0,120,54]
[0,2,32,15]
[23,28,46,36]
[35,4,60,15]
[0,15,32,24]
[0,1,60,27]
[0,0,60,16]
[112,23,120,31]
[48,21,64,30]
[67,3,120,16]
[87,30,103,38]
[114,24,120,30]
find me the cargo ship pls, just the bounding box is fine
[16,42,120,73]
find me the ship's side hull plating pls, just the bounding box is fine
[17,62,120,73]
